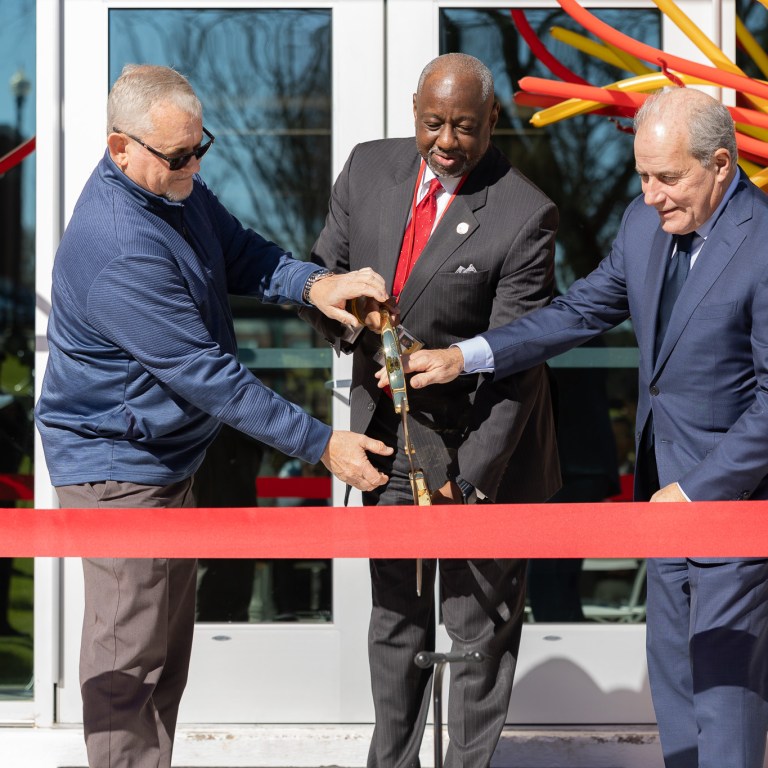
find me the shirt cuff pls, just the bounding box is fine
[454,337,495,374]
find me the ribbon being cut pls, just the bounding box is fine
[2,500,768,558]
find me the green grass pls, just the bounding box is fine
[0,557,34,695]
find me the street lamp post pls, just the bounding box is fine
[9,69,31,138]
[6,68,31,348]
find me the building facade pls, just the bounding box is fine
[0,0,762,764]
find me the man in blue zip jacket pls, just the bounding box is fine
[35,63,392,768]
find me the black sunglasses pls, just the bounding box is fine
[113,126,215,171]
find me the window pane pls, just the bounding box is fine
[736,0,768,80]
[0,0,35,698]
[440,7,659,623]
[109,9,333,623]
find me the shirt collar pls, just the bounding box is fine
[421,163,462,196]
[101,149,187,215]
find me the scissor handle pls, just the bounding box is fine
[380,307,408,414]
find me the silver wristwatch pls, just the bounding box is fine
[453,474,477,505]
[303,269,334,305]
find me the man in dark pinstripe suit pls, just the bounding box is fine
[302,53,560,767]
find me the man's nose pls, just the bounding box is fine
[435,124,459,150]
[643,179,664,207]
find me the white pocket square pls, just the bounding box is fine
[455,264,477,273]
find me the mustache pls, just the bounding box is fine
[428,148,465,160]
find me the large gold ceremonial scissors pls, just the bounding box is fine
[380,306,430,596]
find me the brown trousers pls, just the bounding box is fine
[56,479,198,768]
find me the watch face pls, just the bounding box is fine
[455,476,475,503]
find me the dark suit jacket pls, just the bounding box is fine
[302,138,561,503]
[484,170,768,505]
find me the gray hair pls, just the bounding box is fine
[107,64,202,137]
[417,53,494,102]
[634,87,737,167]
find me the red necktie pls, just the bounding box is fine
[392,177,442,297]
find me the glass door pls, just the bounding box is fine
[47,0,733,730]
[0,0,36,725]
[53,0,384,725]
[385,0,722,725]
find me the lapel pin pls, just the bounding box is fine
[456,222,469,235]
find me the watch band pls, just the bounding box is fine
[453,474,477,505]
[303,269,334,305]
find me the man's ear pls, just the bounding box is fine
[489,100,501,134]
[107,131,129,171]
[713,147,732,181]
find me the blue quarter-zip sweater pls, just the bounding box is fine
[36,150,331,486]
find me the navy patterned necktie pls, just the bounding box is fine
[655,232,695,360]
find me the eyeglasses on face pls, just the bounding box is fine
[112,126,215,171]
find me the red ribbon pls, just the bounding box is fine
[0,136,35,175]
[0,474,33,501]
[1,475,331,503]
[2,501,767,558]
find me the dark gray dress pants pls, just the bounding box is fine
[363,401,526,768]
[56,479,198,768]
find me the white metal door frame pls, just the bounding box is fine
[33,0,738,728]
[383,0,732,725]
[46,0,385,726]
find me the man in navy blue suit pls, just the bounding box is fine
[397,86,768,768]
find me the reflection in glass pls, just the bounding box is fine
[736,0,768,80]
[440,7,659,623]
[110,9,333,624]
[109,9,331,256]
[0,0,35,698]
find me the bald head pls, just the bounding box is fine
[413,54,499,178]
[417,53,494,102]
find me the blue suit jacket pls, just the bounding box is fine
[483,170,768,503]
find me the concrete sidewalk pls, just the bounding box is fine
[0,724,663,767]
